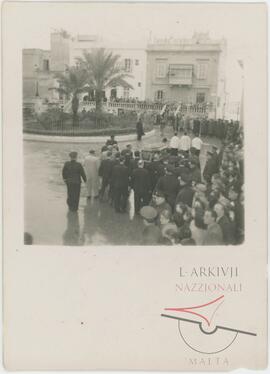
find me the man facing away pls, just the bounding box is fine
[62,151,87,212]
[136,118,144,141]
[84,149,100,199]
[169,132,180,156]
[191,132,203,156]
[131,160,151,214]
[179,131,191,155]
[111,156,130,213]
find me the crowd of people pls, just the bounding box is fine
[62,119,244,246]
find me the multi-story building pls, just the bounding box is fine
[69,35,146,100]
[145,33,226,116]
[23,31,226,117]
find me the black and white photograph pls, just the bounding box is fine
[23,2,245,246]
[2,1,268,371]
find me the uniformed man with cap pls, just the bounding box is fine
[140,206,161,245]
[62,151,87,212]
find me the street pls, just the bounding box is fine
[24,128,220,245]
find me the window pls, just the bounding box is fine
[135,59,139,66]
[156,61,166,78]
[138,82,141,87]
[196,92,206,104]
[124,59,132,72]
[169,64,193,85]
[197,63,208,79]
[155,90,164,101]
[123,87,130,99]
[43,59,49,71]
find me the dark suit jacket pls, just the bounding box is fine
[131,168,151,193]
[156,174,179,207]
[112,164,129,189]
[62,160,86,184]
[203,158,218,183]
[176,186,194,207]
[99,159,113,180]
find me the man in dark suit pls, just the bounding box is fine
[62,151,87,212]
[131,160,151,214]
[155,164,179,209]
[129,150,140,176]
[111,156,130,213]
[136,118,144,141]
[146,153,165,193]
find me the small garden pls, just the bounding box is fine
[23,107,154,136]
[23,48,156,137]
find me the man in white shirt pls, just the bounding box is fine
[169,132,180,155]
[191,133,203,156]
[179,131,191,155]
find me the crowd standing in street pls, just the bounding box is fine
[62,117,244,246]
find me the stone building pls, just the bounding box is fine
[145,33,226,116]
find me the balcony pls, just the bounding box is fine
[168,64,193,86]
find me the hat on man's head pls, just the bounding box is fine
[69,151,78,159]
[89,149,95,154]
[140,206,157,222]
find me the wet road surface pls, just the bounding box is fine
[24,128,220,245]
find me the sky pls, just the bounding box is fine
[5,1,266,102]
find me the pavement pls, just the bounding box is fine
[24,127,221,245]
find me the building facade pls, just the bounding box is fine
[23,31,227,116]
[145,33,226,115]
[23,49,54,101]
[69,35,146,101]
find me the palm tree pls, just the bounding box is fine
[76,48,133,113]
[53,66,88,127]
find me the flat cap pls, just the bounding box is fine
[140,206,158,221]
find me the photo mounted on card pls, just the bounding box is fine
[2,0,268,371]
